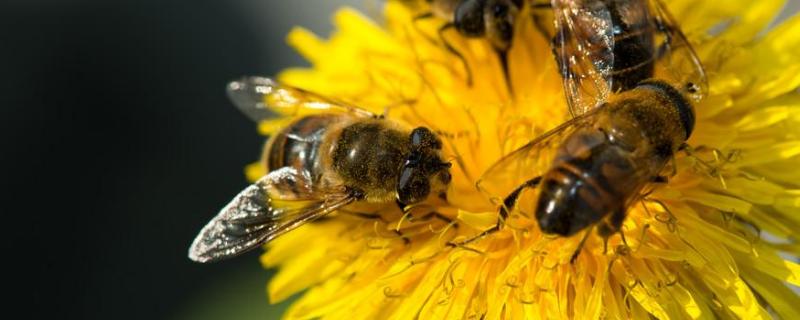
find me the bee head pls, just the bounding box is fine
[396,127,452,205]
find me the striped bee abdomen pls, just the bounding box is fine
[535,128,636,236]
[607,0,655,92]
[264,114,344,184]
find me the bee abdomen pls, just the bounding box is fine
[536,161,615,236]
[608,0,655,91]
[265,114,343,182]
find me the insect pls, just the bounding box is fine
[465,0,707,259]
[409,0,524,85]
[188,77,452,263]
[547,0,706,114]
[425,0,522,52]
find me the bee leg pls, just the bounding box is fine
[448,176,542,248]
[446,225,500,248]
[498,176,542,225]
[396,199,408,214]
[651,175,668,184]
[570,229,592,264]
[496,48,514,95]
[438,23,474,86]
[597,208,627,255]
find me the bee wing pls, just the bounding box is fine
[226,76,377,122]
[552,0,615,117]
[188,167,357,263]
[477,107,601,202]
[650,0,708,102]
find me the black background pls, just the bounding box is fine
[0,0,364,319]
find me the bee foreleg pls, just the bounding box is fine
[438,23,474,86]
[446,176,541,249]
[499,176,543,225]
[446,225,499,248]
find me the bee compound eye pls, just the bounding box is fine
[398,172,431,205]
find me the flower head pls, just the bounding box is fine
[253,1,800,318]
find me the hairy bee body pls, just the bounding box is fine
[188,77,452,263]
[264,115,413,203]
[537,80,692,236]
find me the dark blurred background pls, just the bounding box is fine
[0,0,367,319]
[1,1,798,319]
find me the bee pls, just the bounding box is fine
[188,77,452,263]
[408,0,524,85]
[466,0,707,258]
[425,0,523,52]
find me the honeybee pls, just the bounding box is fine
[548,0,706,114]
[189,77,452,263]
[468,0,707,257]
[407,0,524,85]
[424,0,522,51]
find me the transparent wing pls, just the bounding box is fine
[477,107,602,202]
[188,167,356,263]
[226,76,377,122]
[552,0,614,117]
[650,0,708,102]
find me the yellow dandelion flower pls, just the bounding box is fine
[252,1,800,319]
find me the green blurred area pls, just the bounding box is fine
[174,266,300,320]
